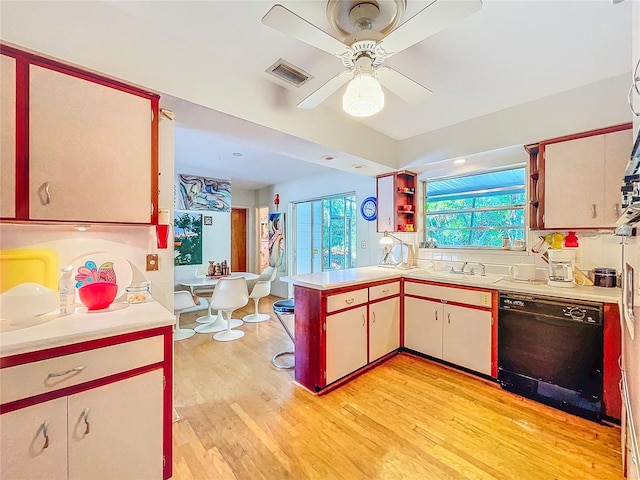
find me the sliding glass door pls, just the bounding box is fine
[293,193,356,274]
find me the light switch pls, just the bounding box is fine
[480,293,491,307]
[146,254,159,271]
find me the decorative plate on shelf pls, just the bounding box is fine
[360,196,377,221]
[69,252,133,302]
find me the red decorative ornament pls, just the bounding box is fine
[274,193,280,211]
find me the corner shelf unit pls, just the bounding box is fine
[376,170,417,233]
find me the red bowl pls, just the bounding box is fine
[78,282,117,310]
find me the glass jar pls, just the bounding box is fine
[126,282,150,304]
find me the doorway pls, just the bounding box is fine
[231,208,247,272]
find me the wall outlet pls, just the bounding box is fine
[361,241,367,249]
[146,254,159,271]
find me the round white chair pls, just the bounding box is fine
[210,276,249,342]
[243,266,277,323]
[173,291,196,341]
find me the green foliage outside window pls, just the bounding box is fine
[425,168,526,248]
[322,196,357,270]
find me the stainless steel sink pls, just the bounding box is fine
[428,270,503,284]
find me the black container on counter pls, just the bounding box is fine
[593,268,617,288]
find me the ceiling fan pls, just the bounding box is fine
[262,0,482,117]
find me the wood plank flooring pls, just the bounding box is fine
[172,295,623,480]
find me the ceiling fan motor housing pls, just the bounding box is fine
[349,2,380,31]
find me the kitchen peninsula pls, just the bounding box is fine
[283,266,622,420]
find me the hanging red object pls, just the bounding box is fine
[274,193,280,211]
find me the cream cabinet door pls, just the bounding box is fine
[369,296,400,362]
[403,296,443,359]
[67,370,163,480]
[376,174,394,232]
[1,54,16,218]
[325,306,368,384]
[0,397,68,480]
[28,65,152,223]
[544,135,605,228]
[603,129,633,225]
[442,304,491,375]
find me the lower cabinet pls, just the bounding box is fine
[326,305,368,385]
[404,281,493,376]
[0,329,171,479]
[369,296,400,362]
[1,370,163,480]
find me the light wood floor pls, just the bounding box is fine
[172,295,623,480]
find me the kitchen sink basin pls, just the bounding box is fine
[428,271,504,284]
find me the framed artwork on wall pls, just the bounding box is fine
[268,213,285,272]
[177,174,231,212]
[174,211,203,266]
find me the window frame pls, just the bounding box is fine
[422,165,527,250]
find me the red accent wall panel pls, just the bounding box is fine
[603,302,622,421]
[293,286,324,391]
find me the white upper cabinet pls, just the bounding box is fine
[543,127,631,229]
[28,65,153,223]
[1,54,16,219]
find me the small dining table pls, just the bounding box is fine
[179,272,259,330]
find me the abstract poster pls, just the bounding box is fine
[177,174,231,212]
[174,211,203,266]
[268,213,285,272]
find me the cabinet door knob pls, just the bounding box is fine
[38,182,51,206]
[435,310,438,321]
[40,421,50,449]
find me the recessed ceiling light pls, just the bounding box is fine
[232,152,243,157]
[322,155,336,161]
[74,225,90,232]
[352,164,365,169]
[453,158,466,165]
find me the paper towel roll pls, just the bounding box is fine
[158,209,170,225]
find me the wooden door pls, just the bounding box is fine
[231,208,247,272]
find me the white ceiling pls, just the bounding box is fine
[1,0,633,190]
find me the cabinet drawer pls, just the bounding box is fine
[404,281,491,308]
[369,281,400,301]
[1,335,164,405]
[326,288,368,313]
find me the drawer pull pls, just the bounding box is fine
[345,298,355,305]
[447,313,451,324]
[382,289,390,294]
[362,314,365,327]
[46,365,86,380]
[592,204,597,219]
[618,355,623,370]
[38,182,51,206]
[40,421,49,449]
[82,408,90,435]
[435,310,438,321]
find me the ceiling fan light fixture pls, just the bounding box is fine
[342,72,384,117]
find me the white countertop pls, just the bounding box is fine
[282,266,622,304]
[0,300,175,358]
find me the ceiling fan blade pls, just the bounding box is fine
[262,4,347,57]
[380,0,482,56]
[297,71,352,109]
[376,67,432,105]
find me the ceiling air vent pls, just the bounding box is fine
[266,59,313,87]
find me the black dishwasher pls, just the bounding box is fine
[498,293,603,420]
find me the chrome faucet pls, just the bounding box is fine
[462,262,486,276]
